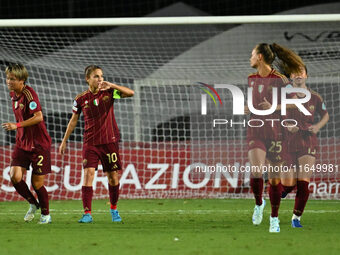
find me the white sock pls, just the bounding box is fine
[292,214,301,221]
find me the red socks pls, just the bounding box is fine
[109,183,119,210]
[269,183,282,217]
[294,181,310,216]
[13,180,39,207]
[82,186,93,214]
[34,186,49,215]
[250,178,264,206]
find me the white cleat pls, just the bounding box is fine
[24,204,38,222]
[37,214,52,224]
[269,216,280,233]
[252,198,266,225]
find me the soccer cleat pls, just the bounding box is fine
[292,219,303,228]
[38,214,52,224]
[24,204,39,222]
[269,216,280,233]
[252,198,266,225]
[78,213,93,223]
[110,209,122,222]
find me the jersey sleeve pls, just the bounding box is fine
[315,95,328,117]
[72,97,82,114]
[23,88,42,115]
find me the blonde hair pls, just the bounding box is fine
[5,63,29,82]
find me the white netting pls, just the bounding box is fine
[0,16,339,201]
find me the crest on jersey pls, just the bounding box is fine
[93,99,99,106]
[19,103,24,109]
[103,96,109,102]
[14,101,18,109]
[29,101,37,110]
[258,85,264,93]
[309,105,315,112]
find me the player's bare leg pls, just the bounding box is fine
[248,148,266,225]
[10,166,40,222]
[32,174,51,224]
[107,171,122,222]
[78,167,95,223]
[281,167,297,198]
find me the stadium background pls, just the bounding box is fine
[0,0,339,201]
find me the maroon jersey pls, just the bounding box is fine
[247,69,290,140]
[10,85,51,151]
[73,88,121,145]
[286,89,328,153]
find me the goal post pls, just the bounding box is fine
[0,13,339,201]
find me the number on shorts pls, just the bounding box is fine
[106,153,117,163]
[269,141,282,153]
[37,155,44,166]
[308,148,316,155]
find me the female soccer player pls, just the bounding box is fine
[247,43,304,232]
[281,66,329,228]
[2,63,52,224]
[59,65,134,223]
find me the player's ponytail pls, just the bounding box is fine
[270,43,305,76]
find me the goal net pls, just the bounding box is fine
[0,14,339,201]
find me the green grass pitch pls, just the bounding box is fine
[0,199,339,255]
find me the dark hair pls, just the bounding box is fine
[255,43,276,65]
[85,65,102,79]
[255,43,305,76]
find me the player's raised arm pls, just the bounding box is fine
[99,81,134,98]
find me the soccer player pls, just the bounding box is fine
[247,43,304,232]
[59,65,134,223]
[2,63,52,224]
[281,65,329,228]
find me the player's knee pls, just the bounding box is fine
[269,178,281,186]
[10,175,21,184]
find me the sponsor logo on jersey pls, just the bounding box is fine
[93,99,99,106]
[258,85,264,93]
[29,101,37,110]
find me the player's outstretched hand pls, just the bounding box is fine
[1,122,17,131]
